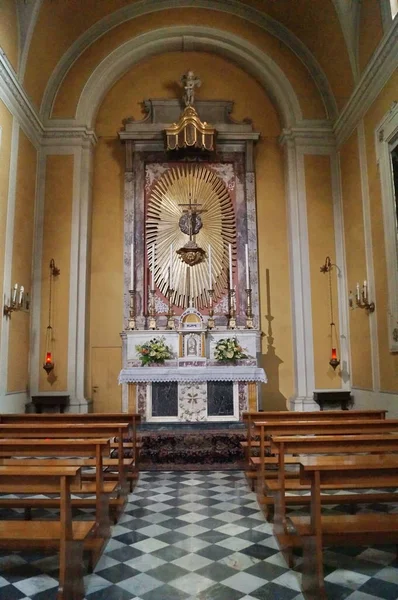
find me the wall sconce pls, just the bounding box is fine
[320,256,340,371]
[3,283,30,318]
[349,280,375,314]
[43,259,60,375]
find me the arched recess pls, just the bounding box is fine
[40,0,338,124]
[52,26,304,130]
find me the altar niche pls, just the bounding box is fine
[148,381,238,422]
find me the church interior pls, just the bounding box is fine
[0,1,398,599]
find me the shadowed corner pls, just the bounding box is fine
[259,268,286,411]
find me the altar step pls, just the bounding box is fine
[136,423,246,470]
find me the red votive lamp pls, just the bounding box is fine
[43,351,54,374]
[329,348,340,371]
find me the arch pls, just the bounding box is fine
[40,0,337,123]
[70,27,303,129]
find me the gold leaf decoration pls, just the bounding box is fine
[146,164,236,309]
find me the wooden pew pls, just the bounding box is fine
[0,422,132,497]
[0,438,114,566]
[253,418,398,494]
[0,465,95,600]
[267,433,398,565]
[291,455,398,599]
[241,410,387,489]
[0,412,141,469]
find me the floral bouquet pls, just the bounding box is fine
[214,337,248,363]
[136,336,172,366]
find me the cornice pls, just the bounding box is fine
[335,17,398,146]
[279,121,336,150]
[0,48,42,146]
[41,127,98,148]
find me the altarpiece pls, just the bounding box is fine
[118,74,266,421]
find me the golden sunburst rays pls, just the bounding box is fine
[146,164,236,309]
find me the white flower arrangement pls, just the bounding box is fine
[214,337,248,362]
[135,336,172,366]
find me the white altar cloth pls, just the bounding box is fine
[118,366,267,384]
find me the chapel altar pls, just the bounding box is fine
[118,71,266,420]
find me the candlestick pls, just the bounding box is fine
[228,287,237,329]
[127,290,136,330]
[208,245,212,290]
[148,288,157,330]
[12,283,18,305]
[363,280,367,302]
[169,244,173,290]
[245,244,250,289]
[167,287,175,329]
[207,289,215,329]
[151,244,155,289]
[228,244,233,288]
[356,282,360,302]
[130,243,134,290]
[245,287,254,329]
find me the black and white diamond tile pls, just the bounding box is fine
[1,471,398,599]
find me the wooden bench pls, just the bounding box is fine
[0,411,141,459]
[0,422,132,496]
[0,465,95,600]
[253,418,398,494]
[0,414,141,491]
[266,433,398,565]
[241,410,387,489]
[290,455,398,599]
[0,438,115,567]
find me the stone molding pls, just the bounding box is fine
[74,27,302,129]
[40,0,337,122]
[335,16,398,145]
[0,49,41,146]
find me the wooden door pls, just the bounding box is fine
[91,347,122,413]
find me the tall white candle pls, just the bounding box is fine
[245,244,250,289]
[356,282,360,301]
[18,285,24,306]
[208,245,213,289]
[12,283,18,304]
[363,280,368,301]
[130,243,134,290]
[151,244,155,289]
[169,244,173,289]
[228,244,233,289]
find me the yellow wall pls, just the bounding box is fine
[25,1,351,116]
[47,9,323,121]
[305,155,341,390]
[0,0,19,73]
[91,51,294,407]
[363,71,398,392]
[358,0,384,75]
[340,131,372,389]
[39,155,73,392]
[7,131,37,392]
[0,101,13,346]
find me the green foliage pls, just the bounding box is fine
[136,336,173,366]
[214,337,248,362]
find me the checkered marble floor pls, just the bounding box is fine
[1,471,398,599]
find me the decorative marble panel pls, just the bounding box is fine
[178,383,207,422]
[207,382,234,417]
[152,382,178,417]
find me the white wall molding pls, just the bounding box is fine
[0,120,21,411]
[357,120,380,388]
[281,136,315,409]
[335,16,398,145]
[353,388,398,418]
[16,0,44,82]
[73,27,302,130]
[0,49,41,147]
[375,101,398,352]
[40,0,337,122]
